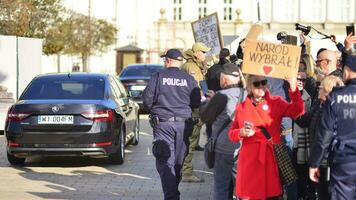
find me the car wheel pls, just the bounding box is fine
[7,152,25,165]
[132,115,140,145]
[109,127,125,165]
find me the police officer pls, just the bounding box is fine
[309,54,356,200]
[142,48,201,200]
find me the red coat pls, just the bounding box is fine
[228,89,304,199]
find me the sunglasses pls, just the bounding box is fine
[297,78,307,82]
[252,80,268,87]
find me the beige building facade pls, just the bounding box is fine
[144,0,356,63]
[48,0,356,73]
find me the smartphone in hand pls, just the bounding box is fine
[244,121,253,130]
[346,25,355,36]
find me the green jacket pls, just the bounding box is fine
[181,49,205,85]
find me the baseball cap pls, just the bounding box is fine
[344,54,356,72]
[221,63,240,77]
[192,42,211,53]
[160,49,183,61]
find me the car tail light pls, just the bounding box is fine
[93,142,112,147]
[8,141,20,147]
[6,111,30,121]
[81,110,114,121]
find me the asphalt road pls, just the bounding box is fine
[0,115,214,200]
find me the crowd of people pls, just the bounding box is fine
[142,29,356,200]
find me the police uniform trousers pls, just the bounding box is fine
[152,120,192,200]
[329,162,356,200]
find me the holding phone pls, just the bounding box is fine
[242,121,255,138]
[346,25,355,36]
[244,121,254,130]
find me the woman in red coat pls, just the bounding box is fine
[228,75,304,199]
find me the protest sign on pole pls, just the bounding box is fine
[242,40,301,79]
[191,13,223,57]
[245,24,263,41]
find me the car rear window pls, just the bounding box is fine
[120,65,163,77]
[20,77,105,100]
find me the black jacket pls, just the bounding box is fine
[309,79,356,167]
[205,58,230,92]
[142,67,201,119]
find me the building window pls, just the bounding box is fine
[173,0,182,21]
[328,0,354,22]
[198,0,208,18]
[258,0,272,22]
[300,0,325,22]
[224,0,233,21]
[272,0,298,22]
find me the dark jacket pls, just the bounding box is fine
[142,67,201,119]
[309,79,356,167]
[308,101,328,167]
[205,58,230,92]
[212,86,245,155]
[293,90,312,164]
[329,68,343,79]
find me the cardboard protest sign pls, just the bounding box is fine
[245,24,263,41]
[242,40,301,79]
[191,13,223,57]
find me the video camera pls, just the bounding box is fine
[276,31,288,41]
[295,23,311,36]
[276,31,297,45]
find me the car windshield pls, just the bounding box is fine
[120,65,163,77]
[20,77,105,100]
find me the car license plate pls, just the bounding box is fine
[38,115,74,124]
[130,85,146,91]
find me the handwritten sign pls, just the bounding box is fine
[245,24,263,41]
[242,40,301,79]
[191,13,223,57]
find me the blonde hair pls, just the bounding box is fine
[319,75,344,101]
[245,74,266,94]
[300,54,316,77]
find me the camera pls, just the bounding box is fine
[295,23,311,35]
[277,32,298,45]
[277,31,288,41]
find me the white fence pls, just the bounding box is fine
[0,35,43,99]
[0,35,42,131]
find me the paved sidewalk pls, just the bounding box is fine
[0,117,214,200]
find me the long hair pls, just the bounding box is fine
[236,38,245,60]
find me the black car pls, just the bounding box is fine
[119,64,164,113]
[5,73,139,165]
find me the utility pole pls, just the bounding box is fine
[257,0,261,23]
[85,0,92,72]
[114,0,118,48]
